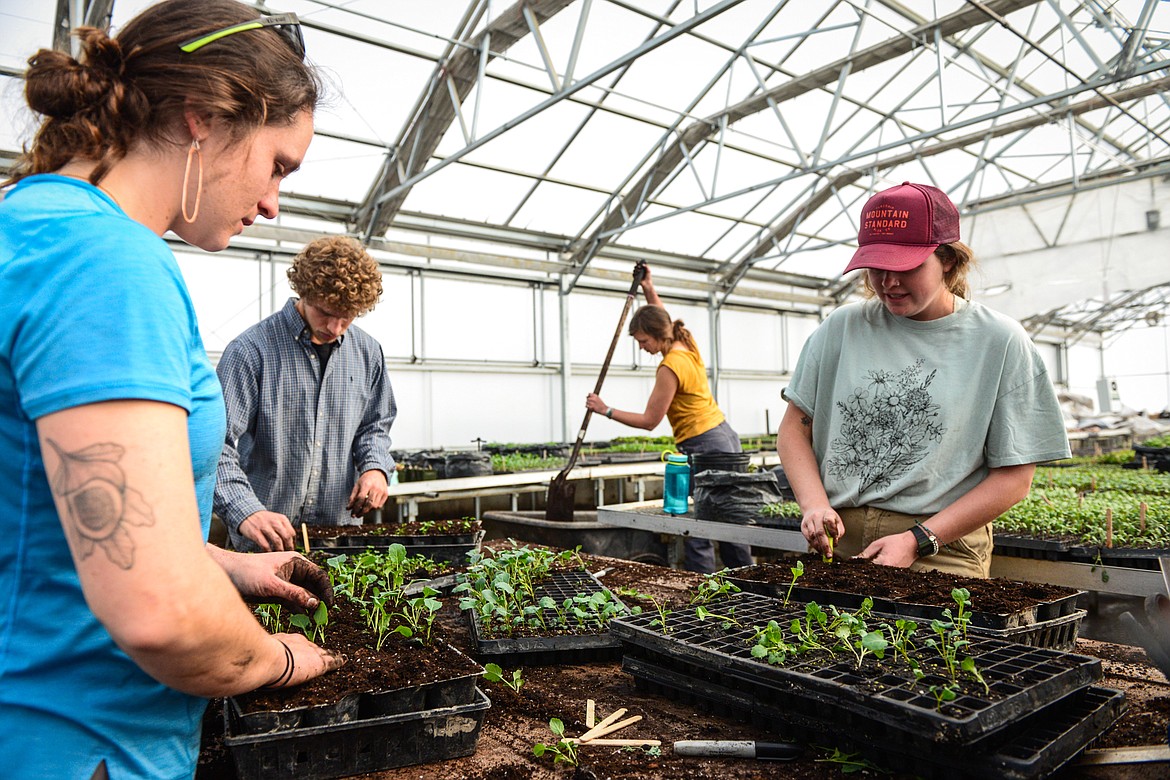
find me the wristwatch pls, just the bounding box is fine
[909,524,940,558]
[605,407,614,419]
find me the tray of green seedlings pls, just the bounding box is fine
[608,589,1102,746]
[995,463,1170,568]
[307,519,484,564]
[727,559,1084,632]
[758,501,803,530]
[624,652,1124,780]
[454,545,634,665]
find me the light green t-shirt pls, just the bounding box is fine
[783,298,1070,515]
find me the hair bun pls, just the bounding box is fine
[24,28,125,119]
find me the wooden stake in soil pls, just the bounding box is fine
[568,738,661,747]
[580,715,642,742]
[301,522,310,553]
[586,699,595,728]
[1106,507,1113,549]
[1141,502,1148,534]
[577,708,627,742]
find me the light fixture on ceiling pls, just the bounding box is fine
[1146,310,1163,327]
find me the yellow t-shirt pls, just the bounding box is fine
[661,348,725,443]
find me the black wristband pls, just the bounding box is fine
[261,639,295,690]
[910,524,940,558]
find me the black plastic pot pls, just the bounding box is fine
[360,669,481,718]
[228,692,362,736]
[609,591,1102,745]
[690,452,751,474]
[224,688,491,780]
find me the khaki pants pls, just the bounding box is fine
[834,507,992,578]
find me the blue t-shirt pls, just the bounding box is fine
[0,175,226,779]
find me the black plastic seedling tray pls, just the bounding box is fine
[312,531,484,564]
[229,643,483,735]
[624,654,1123,779]
[610,592,1102,745]
[466,570,627,665]
[727,570,1084,632]
[1069,544,1170,571]
[224,687,490,780]
[992,533,1076,562]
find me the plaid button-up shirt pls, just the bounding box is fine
[214,298,396,547]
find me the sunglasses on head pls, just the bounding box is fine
[179,12,305,61]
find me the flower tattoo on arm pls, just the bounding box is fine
[46,439,156,570]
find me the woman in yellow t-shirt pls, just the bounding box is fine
[586,265,752,573]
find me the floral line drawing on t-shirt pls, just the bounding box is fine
[827,358,945,493]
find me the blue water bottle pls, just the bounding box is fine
[663,453,690,515]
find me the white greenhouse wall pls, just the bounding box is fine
[180,243,1166,450]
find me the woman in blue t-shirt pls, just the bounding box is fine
[0,2,345,776]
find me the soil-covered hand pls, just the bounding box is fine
[223,550,335,611]
[857,530,917,568]
[800,506,844,558]
[347,469,389,518]
[263,633,346,689]
[239,509,296,552]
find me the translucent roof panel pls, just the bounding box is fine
[2,0,1170,325]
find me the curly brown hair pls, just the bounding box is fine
[287,236,383,317]
[10,0,320,186]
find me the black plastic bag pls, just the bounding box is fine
[693,470,785,525]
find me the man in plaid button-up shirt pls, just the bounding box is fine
[214,236,397,552]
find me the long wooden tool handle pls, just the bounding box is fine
[558,262,647,474]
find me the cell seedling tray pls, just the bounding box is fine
[1069,544,1170,571]
[229,642,483,735]
[313,531,484,564]
[466,570,627,665]
[727,570,1084,632]
[992,533,1074,562]
[610,592,1102,745]
[624,654,1124,779]
[224,688,490,780]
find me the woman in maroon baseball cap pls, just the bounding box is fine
[776,183,1069,577]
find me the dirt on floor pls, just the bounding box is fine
[198,551,1170,780]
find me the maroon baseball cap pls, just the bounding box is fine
[843,182,960,274]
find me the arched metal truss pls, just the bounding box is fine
[3,0,1169,326]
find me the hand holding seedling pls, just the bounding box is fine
[221,549,335,611]
[800,506,844,559]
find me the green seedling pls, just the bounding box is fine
[392,586,442,645]
[691,570,741,605]
[289,600,329,644]
[533,718,579,767]
[647,596,672,635]
[482,662,524,693]
[783,560,805,607]
[695,604,740,630]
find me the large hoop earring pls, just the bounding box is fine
[181,139,202,224]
